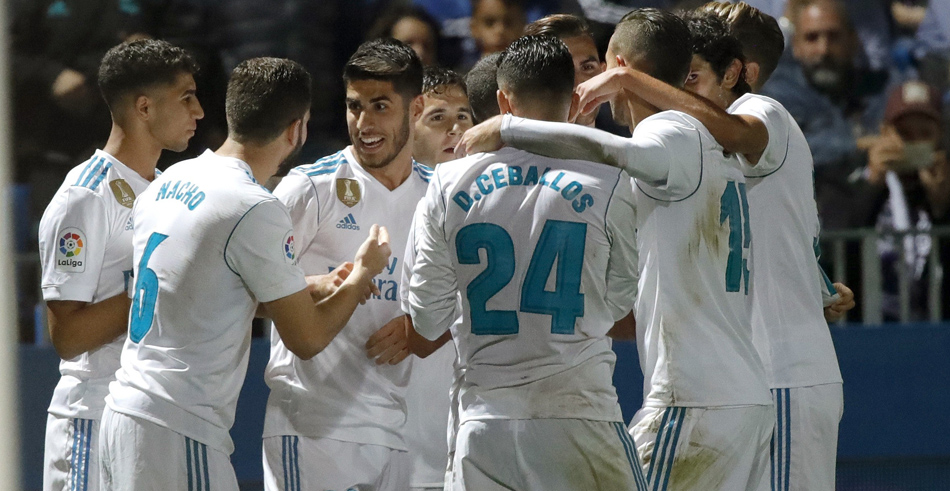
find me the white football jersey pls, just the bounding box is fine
[38,150,151,419]
[400,199,460,488]
[632,111,771,408]
[728,93,843,388]
[107,150,307,454]
[264,147,429,451]
[409,147,639,425]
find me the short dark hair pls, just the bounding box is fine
[700,2,784,84]
[98,39,199,110]
[366,5,441,45]
[225,57,312,144]
[524,13,593,41]
[611,8,692,87]
[423,66,467,97]
[343,38,424,101]
[497,35,574,105]
[682,11,751,96]
[465,52,503,124]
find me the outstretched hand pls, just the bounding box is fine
[570,67,631,123]
[355,224,391,276]
[366,315,410,365]
[455,115,504,158]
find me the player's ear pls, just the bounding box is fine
[722,58,743,91]
[743,61,760,89]
[135,94,151,120]
[615,55,626,68]
[410,94,425,122]
[497,89,513,115]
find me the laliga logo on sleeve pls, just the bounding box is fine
[283,231,296,265]
[56,228,86,272]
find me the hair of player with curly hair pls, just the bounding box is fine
[98,39,199,111]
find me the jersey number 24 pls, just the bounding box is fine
[456,219,585,336]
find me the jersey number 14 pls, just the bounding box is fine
[456,219,586,336]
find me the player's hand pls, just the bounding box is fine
[571,67,630,123]
[354,224,391,277]
[824,282,855,323]
[867,126,905,185]
[366,315,410,365]
[305,263,355,302]
[455,115,504,158]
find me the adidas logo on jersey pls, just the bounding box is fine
[337,213,360,230]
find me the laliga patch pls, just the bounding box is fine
[109,179,136,208]
[283,230,296,265]
[336,178,361,207]
[56,228,87,272]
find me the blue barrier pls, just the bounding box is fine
[17,323,950,489]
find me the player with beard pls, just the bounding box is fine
[100,57,391,490]
[263,39,430,491]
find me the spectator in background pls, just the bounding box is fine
[465,52,503,123]
[915,1,950,93]
[761,0,891,229]
[848,80,950,320]
[12,0,146,184]
[368,5,442,66]
[470,0,527,60]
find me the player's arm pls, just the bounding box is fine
[39,186,126,359]
[408,174,460,340]
[405,314,452,357]
[263,225,391,359]
[603,173,639,340]
[572,67,770,163]
[46,295,131,359]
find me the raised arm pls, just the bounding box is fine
[573,67,770,164]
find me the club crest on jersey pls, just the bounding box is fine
[109,179,136,208]
[55,227,86,272]
[336,178,361,207]
[283,231,296,265]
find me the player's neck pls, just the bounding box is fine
[215,138,280,184]
[359,145,413,191]
[102,123,159,181]
[627,97,660,131]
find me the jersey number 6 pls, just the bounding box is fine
[456,220,586,336]
[130,232,168,343]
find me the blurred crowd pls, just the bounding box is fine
[12,0,950,329]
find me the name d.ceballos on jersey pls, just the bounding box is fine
[453,165,595,213]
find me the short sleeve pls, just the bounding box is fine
[224,199,308,303]
[631,114,704,201]
[39,187,110,302]
[604,174,639,321]
[731,95,791,177]
[273,171,321,256]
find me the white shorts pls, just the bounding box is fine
[769,383,843,491]
[98,407,238,491]
[630,405,773,491]
[43,414,99,491]
[262,436,410,491]
[451,419,648,491]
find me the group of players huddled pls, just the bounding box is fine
[38,2,857,490]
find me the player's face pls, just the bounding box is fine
[684,55,729,109]
[146,72,204,152]
[413,85,473,166]
[562,35,604,88]
[276,111,310,177]
[346,79,413,170]
[392,17,437,66]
